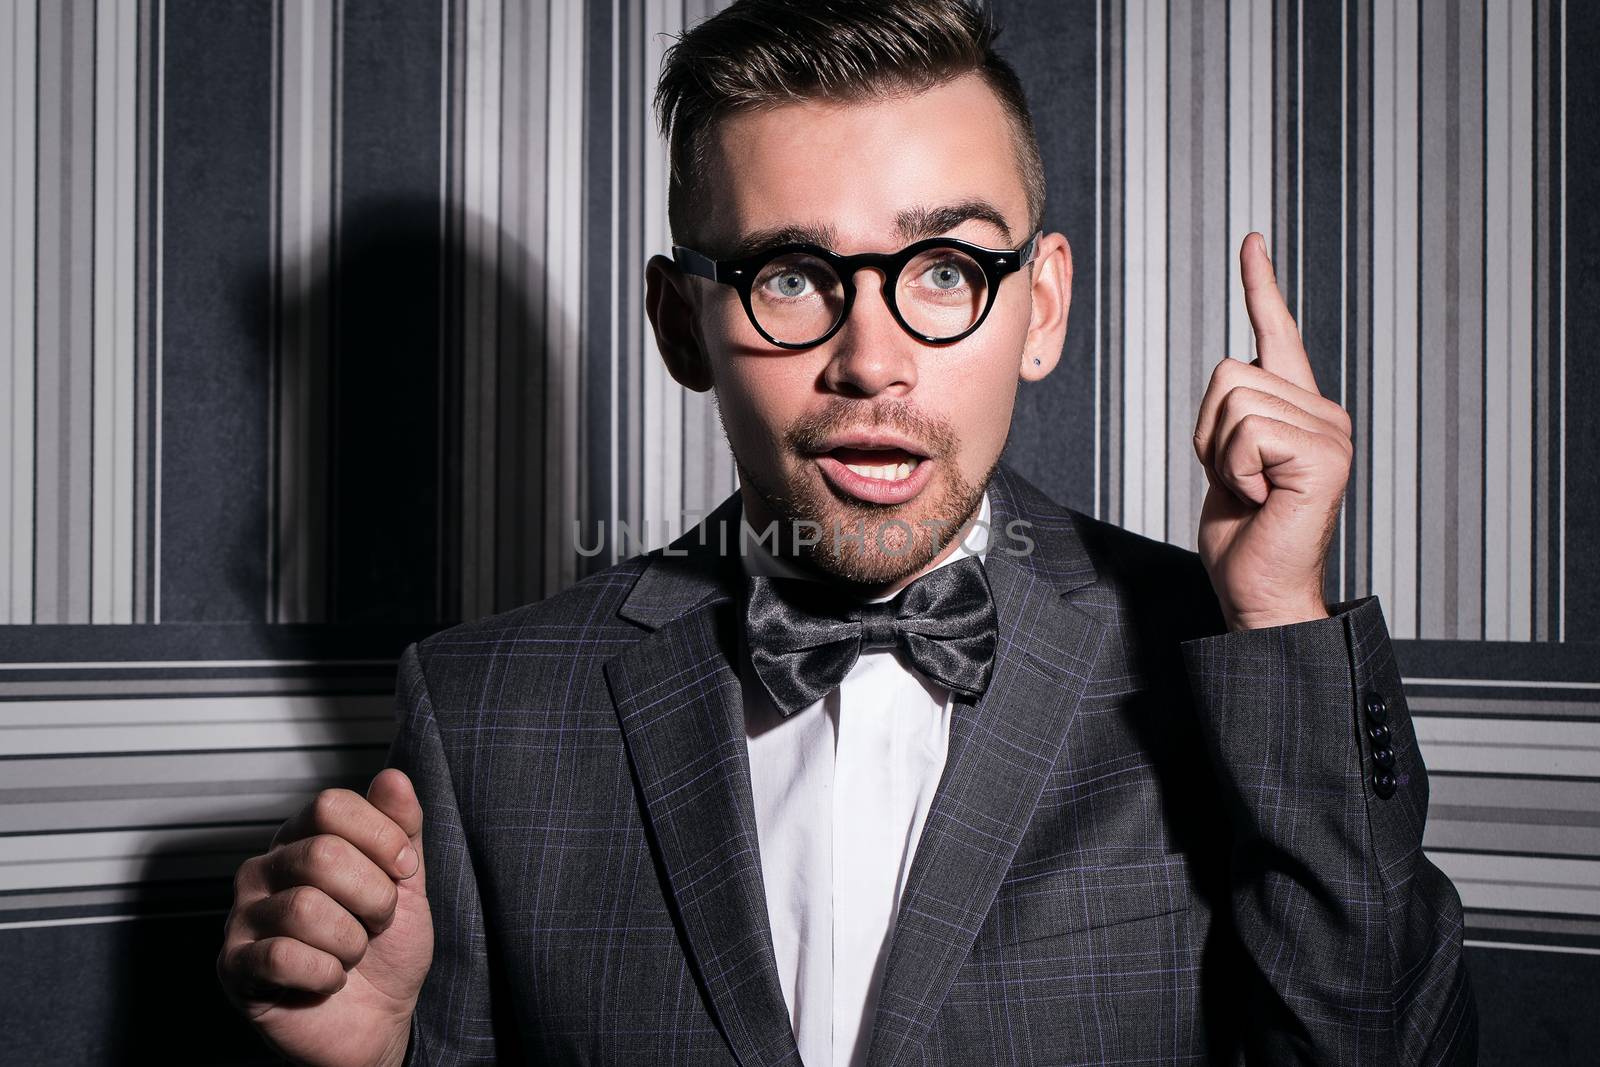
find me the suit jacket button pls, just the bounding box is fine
[1367,722,1391,746]
[1372,747,1395,769]
[1364,692,1389,723]
[1373,771,1396,798]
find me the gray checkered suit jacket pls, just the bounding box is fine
[388,461,1477,1065]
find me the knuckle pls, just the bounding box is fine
[1209,357,1237,389]
[305,833,347,874]
[260,937,294,978]
[284,884,322,928]
[311,788,350,830]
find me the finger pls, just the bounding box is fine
[365,769,424,885]
[221,936,347,1001]
[241,884,370,971]
[272,785,418,883]
[1239,232,1318,393]
[1193,356,1351,468]
[265,833,401,934]
[1214,413,1323,506]
[1204,386,1349,481]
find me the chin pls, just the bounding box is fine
[736,453,991,588]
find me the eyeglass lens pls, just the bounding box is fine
[750,246,989,345]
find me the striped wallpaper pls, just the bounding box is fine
[1,0,1598,1061]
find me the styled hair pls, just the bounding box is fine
[653,0,1046,247]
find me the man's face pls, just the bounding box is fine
[657,72,1069,590]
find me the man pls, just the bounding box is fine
[218,2,1477,1064]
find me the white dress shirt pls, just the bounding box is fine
[738,492,992,1067]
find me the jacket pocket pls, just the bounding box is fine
[982,862,1195,947]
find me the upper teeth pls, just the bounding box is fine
[845,459,917,481]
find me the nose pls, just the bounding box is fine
[821,266,918,398]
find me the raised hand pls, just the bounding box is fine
[218,769,434,1067]
[1191,233,1353,631]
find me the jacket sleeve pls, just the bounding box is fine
[1179,595,1478,1065]
[387,642,499,1066]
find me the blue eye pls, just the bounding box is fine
[767,270,812,298]
[921,259,972,291]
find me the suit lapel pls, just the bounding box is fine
[604,465,1110,1067]
[605,493,801,1067]
[863,465,1111,1067]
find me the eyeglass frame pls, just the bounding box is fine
[670,230,1043,350]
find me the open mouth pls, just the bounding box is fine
[812,445,935,504]
[824,446,925,482]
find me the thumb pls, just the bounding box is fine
[367,768,426,887]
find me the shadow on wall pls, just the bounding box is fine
[88,198,548,1064]
[234,193,552,628]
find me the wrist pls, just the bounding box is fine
[1225,600,1330,632]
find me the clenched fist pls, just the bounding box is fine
[218,769,434,1067]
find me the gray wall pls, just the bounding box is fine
[1,0,1596,1062]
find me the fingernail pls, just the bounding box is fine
[1257,233,1271,262]
[397,846,418,878]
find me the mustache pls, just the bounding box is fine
[785,399,956,458]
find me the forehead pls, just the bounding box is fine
[701,72,1029,254]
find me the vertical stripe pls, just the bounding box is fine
[458,0,502,620]
[133,0,159,624]
[34,0,97,624]
[91,0,138,624]
[1483,0,1510,638]
[1507,0,1535,641]
[1093,0,1103,519]
[1103,0,1123,526]
[641,0,672,548]
[1300,0,1347,602]
[272,0,336,623]
[1558,0,1566,642]
[1394,0,1420,640]
[1484,0,1536,641]
[1418,0,1450,637]
[151,0,164,622]
[1347,0,1372,605]
[3,0,39,623]
[1227,0,1273,369]
[1121,0,1165,542]
[545,0,583,596]
[1164,0,1194,552]
[1533,0,1555,642]
[1161,0,1225,555]
[1457,0,1485,638]
[494,0,541,609]
[1371,0,1420,638]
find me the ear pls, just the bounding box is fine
[645,254,714,392]
[1018,231,1072,382]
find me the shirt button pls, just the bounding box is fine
[1364,692,1389,724]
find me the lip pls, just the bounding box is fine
[810,432,931,458]
[815,453,934,505]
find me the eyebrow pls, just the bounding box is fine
[716,198,1016,260]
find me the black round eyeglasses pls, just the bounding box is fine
[671,231,1042,349]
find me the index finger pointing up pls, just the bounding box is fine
[1240,231,1319,394]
